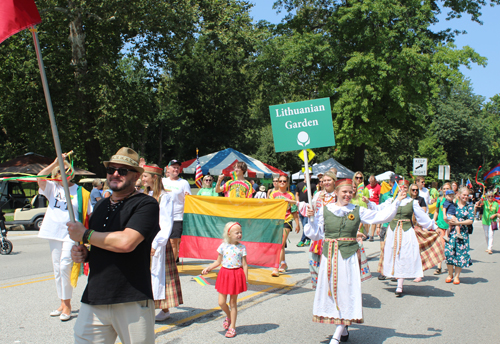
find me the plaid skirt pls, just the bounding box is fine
[154,240,183,309]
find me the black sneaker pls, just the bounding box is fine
[378,275,387,280]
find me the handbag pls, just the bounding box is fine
[467,224,473,235]
[492,221,498,231]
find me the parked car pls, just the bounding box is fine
[5,194,47,230]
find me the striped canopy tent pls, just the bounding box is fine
[180,148,286,178]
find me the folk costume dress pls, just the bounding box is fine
[151,191,183,309]
[378,198,440,279]
[305,201,400,325]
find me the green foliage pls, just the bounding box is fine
[0,0,498,182]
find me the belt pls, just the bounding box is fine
[392,219,411,275]
[325,237,357,311]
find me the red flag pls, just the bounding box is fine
[0,0,41,44]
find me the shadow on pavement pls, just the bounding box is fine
[458,276,488,284]
[382,284,455,298]
[228,323,279,335]
[362,293,381,309]
[335,324,442,344]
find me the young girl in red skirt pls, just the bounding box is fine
[202,222,248,338]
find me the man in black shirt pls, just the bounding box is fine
[68,147,159,344]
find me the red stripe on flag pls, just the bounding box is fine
[0,0,42,44]
[179,236,282,268]
[195,157,203,188]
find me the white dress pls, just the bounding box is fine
[305,201,400,324]
[381,198,437,279]
[151,192,174,300]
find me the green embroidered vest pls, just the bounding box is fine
[322,206,360,259]
[389,200,414,232]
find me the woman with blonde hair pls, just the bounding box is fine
[37,153,91,321]
[142,164,183,321]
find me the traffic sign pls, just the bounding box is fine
[413,158,427,176]
[301,167,312,173]
[438,165,450,180]
[269,98,335,153]
[298,149,315,162]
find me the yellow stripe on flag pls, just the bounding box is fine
[380,181,391,195]
[184,195,287,220]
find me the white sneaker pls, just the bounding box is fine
[155,310,170,322]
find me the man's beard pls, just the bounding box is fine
[110,178,135,192]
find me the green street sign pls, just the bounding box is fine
[269,98,335,153]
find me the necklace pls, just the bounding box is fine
[104,190,137,228]
[324,193,335,205]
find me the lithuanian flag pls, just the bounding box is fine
[179,195,287,267]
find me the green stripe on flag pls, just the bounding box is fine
[183,214,284,244]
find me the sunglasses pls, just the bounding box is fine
[278,180,287,184]
[355,177,363,180]
[411,189,418,192]
[106,167,135,176]
[273,180,278,182]
[204,179,213,182]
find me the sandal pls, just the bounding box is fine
[225,328,236,338]
[445,277,453,283]
[223,317,231,330]
[453,278,460,285]
[433,268,442,275]
[279,263,288,273]
[271,269,279,277]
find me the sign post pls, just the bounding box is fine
[269,98,335,217]
[438,165,450,181]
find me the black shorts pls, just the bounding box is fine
[380,226,387,241]
[284,222,292,230]
[170,221,183,239]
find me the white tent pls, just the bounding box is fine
[375,171,395,182]
[292,158,355,181]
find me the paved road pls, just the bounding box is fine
[1,221,498,343]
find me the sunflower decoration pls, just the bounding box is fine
[348,214,355,220]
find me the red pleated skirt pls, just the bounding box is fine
[215,267,247,295]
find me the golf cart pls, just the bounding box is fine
[5,193,48,230]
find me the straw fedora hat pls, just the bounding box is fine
[103,147,144,173]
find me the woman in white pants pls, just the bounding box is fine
[476,191,498,254]
[37,154,80,321]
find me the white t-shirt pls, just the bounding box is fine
[162,177,191,221]
[217,242,247,269]
[419,187,431,208]
[38,181,80,242]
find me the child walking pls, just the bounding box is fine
[443,190,464,242]
[202,222,248,338]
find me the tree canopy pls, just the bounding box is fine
[0,0,498,183]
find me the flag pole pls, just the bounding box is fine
[29,26,75,223]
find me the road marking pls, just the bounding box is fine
[1,275,54,289]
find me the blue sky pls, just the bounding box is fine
[249,1,500,101]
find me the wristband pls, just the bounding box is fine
[82,229,91,244]
[87,230,95,244]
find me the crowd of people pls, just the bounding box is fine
[35,148,497,343]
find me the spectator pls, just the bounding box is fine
[251,179,259,196]
[409,183,427,212]
[267,177,279,198]
[254,185,267,199]
[68,147,158,343]
[197,174,219,197]
[162,159,192,261]
[90,178,103,207]
[102,180,112,198]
